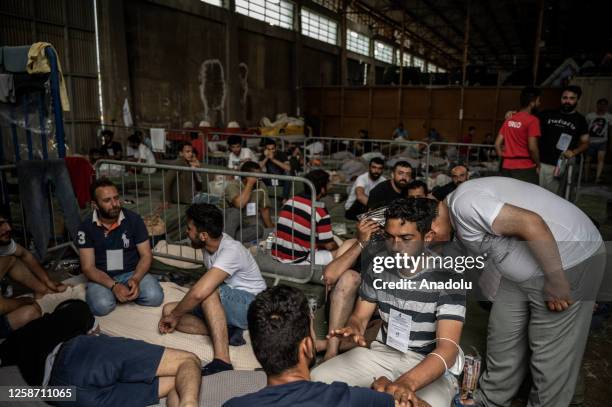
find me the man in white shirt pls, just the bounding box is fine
[431,177,605,407]
[128,133,156,174]
[345,157,386,220]
[159,203,267,376]
[585,98,612,183]
[227,135,256,170]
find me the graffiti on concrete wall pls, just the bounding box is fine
[238,62,252,121]
[199,59,226,127]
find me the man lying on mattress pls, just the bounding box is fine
[0,299,201,407]
[159,203,266,376]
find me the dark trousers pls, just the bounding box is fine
[500,167,539,185]
[17,160,81,260]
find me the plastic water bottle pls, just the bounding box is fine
[265,233,275,253]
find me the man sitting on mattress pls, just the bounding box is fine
[159,203,267,376]
[77,178,164,316]
[0,208,67,338]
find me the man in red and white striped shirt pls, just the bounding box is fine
[272,170,338,265]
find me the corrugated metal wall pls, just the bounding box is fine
[0,0,99,157]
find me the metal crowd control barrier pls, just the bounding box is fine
[201,131,295,167]
[94,159,319,284]
[0,164,77,257]
[426,141,498,173]
[302,136,429,176]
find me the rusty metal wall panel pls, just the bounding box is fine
[34,0,64,24]
[68,29,96,74]
[0,1,31,16]
[66,0,94,30]
[0,16,32,45]
[71,77,99,120]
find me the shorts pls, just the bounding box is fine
[192,284,255,329]
[49,335,165,407]
[0,314,12,339]
[588,142,607,156]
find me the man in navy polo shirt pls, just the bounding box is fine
[77,178,163,316]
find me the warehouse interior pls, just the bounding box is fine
[0,1,611,406]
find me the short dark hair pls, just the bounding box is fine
[101,129,113,138]
[407,180,428,194]
[185,203,223,238]
[392,161,413,171]
[385,198,438,235]
[227,135,242,146]
[520,86,541,108]
[247,285,311,376]
[468,126,476,131]
[369,157,385,167]
[90,178,117,201]
[0,205,10,221]
[305,169,330,196]
[240,160,261,173]
[127,133,141,144]
[597,98,608,105]
[179,141,192,151]
[263,138,276,147]
[562,85,582,99]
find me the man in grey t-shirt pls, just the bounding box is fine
[436,177,605,407]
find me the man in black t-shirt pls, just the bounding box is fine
[99,130,123,159]
[537,85,589,195]
[367,161,413,210]
[259,138,291,195]
[224,285,394,407]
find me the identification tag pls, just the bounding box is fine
[386,308,411,353]
[556,133,572,151]
[106,249,124,271]
[246,202,257,217]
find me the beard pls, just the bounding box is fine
[190,238,205,249]
[0,232,11,246]
[561,103,576,113]
[370,172,381,180]
[97,206,120,220]
[394,179,409,190]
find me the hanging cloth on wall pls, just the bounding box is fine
[26,42,70,111]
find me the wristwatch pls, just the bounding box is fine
[110,280,119,291]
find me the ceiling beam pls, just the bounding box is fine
[478,0,514,57]
[439,0,503,65]
[352,1,463,67]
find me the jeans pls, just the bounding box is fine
[16,160,82,260]
[192,284,255,329]
[86,272,164,316]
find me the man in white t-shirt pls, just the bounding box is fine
[128,133,156,174]
[159,203,266,376]
[430,177,605,407]
[227,135,256,170]
[585,98,612,183]
[345,157,386,220]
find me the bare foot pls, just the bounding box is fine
[323,349,338,361]
[315,339,328,353]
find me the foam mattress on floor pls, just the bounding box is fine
[35,281,261,370]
